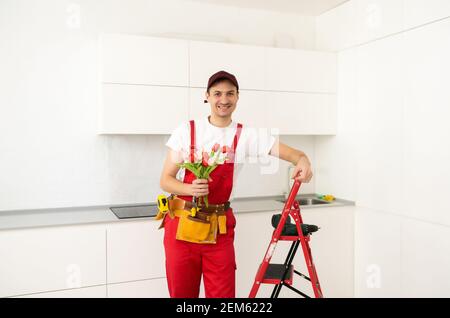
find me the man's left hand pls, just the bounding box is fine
[292,156,313,183]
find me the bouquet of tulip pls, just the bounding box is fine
[178,143,232,208]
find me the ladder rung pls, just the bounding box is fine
[283,283,311,298]
[279,235,310,241]
[262,264,294,285]
[294,270,311,281]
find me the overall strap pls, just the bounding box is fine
[189,120,196,162]
[231,123,243,152]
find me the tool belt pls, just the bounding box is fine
[156,196,231,244]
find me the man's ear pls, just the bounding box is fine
[204,91,209,103]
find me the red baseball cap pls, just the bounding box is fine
[204,70,239,103]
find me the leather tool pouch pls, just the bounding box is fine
[176,213,218,244]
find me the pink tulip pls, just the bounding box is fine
[202,151,209,167]
[222,145,231,153]
[212,143,220,152]
[226,152,235,163]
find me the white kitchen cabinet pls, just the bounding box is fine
[355,33,405,216]
[189,88,268,128]
[188,87,210,120]
[234,211,275,298]
[265,47,337,93]
[189,41,266,90]
[404,0,450,30]
[265,92,337,135]
[0,225,106,298]
[107,278,169,298]
[106,220,165,284]
[293,206,354,298]
[99,34,337,135]
[235,206,354,298]
[190,88,335,134]
[402,19,450,226]
[15,285,107,298]
[400,218,450,297]
[355,0,404,46]
[100,33,189,86]
[353,207,402,297]
[316,0,359,51]
[99,84,189,134]
[316,0,404,51]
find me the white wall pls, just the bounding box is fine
[0,0,317,211]
[315,0,450,297]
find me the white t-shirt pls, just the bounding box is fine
[165,116,276,200]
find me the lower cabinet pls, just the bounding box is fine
[0,207,354,298]
[106,220,165,284]
[0,224,107,298]
[234,207,354,298]
[234,211,275,298]
[297,206,355,298]
[107,278,169,298]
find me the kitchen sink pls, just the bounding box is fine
[276,197,331,206]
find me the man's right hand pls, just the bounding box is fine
[189,179,209,197]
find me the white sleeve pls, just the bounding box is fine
[165,122,189,152]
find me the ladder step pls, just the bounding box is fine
[271,214,319,236]
[262,264,294,285]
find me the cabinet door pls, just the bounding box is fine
[189,88,267,128]
[234,211,275,298]
[100,84,189,134]
[107,278,169,298]
[290,206,355,298]
[235,207,354,298]
[404,0,450,29]
[265,47,337,93]
[0,225,106,298]
[189,41,266,90]
[100,34,189,86]
[106,220,165,284]
[15,285,106,298]
[265,92,336,135]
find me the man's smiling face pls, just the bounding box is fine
[205,80,239,119]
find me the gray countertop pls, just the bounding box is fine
[0,194,354,231]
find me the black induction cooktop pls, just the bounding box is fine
[110,204,158,219]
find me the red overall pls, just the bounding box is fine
[163,120,242,298]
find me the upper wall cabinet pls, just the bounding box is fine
[317,0,450,51]
[99,34,337,135]
[99,84,188,134]
[189,41,266,90]
[404,0,450,29]
[189,88,268,128]
[100,34,189,86]
[265,48,337,93]
[265,92,337,135]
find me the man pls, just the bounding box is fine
[159,70,312,298]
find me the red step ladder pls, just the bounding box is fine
[249,180,323,298]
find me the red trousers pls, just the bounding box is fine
[163,209,237,298]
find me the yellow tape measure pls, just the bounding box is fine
[157,194,169,213]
